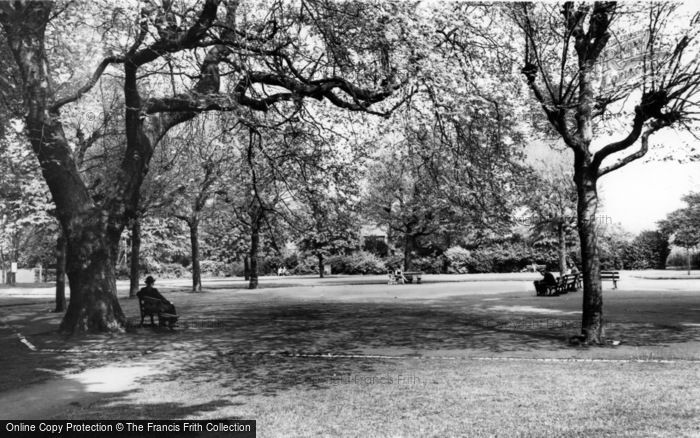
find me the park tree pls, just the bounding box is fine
[512,2,700,343]
[365,104,525,270]
[164,117,239,292]
[659,192,700,274]
[0,0,407,333]
[222,127,288,289]
[365,2,531,271]
[631,230,671,270]
[524,162,578,275]
[124,130,203,297]
[293,149,363,278]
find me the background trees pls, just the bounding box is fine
[2,1,699,345]
[660,193,700,274]
[524,162,578,275]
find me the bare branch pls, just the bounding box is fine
[598,118,671,177]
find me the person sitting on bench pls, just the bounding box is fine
[137,276,177,327]
[534,269,557,295]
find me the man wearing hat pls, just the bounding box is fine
[137,276,178,327]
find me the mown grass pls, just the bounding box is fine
[1,277,699,437]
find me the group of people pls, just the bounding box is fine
[533,264,580,295]
[388,269,407,285]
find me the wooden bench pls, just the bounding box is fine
[139,296,178,327]
[535,273,580,296]
[535,280,558,296]
[601,271,620,289]
[559,273,581,293]
[403,271,423,284]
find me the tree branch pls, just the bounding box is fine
[50,56,124,112]
[597,119,670,177]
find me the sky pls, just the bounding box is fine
[598,155,700,234]
[528,138,700,235]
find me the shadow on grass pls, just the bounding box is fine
[3,294,700,413]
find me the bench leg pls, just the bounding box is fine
[613,280,617,290]
[416,277,421,284]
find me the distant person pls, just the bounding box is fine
[394,269,406,284]
[137,276,177,327]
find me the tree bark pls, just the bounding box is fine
[54,233,67,313]
[558,222,567,275]
[249,225,259,289]
[318,253,324,278]
[190,219,202,292]
[129,217,141,298]
[59,216,126,333]
[575,167,604,344]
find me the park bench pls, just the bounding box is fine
[139,296,178,327]
[403,271,423,284]
[535,280,558,296]
[558,273,580,293]
[535,273,580,296]
[601,271,620,289]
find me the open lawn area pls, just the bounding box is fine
[1,272,699,437]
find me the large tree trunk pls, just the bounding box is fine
[59,218,126,334]
[54,233,67,312]
[249,225,259,289]
[558,222,567,275]
[2,4,127,333]
[318,253,324,278]
[129,217,141,298]
[190,219,202,292]
[575,168,604,344]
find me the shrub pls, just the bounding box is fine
[466,249,494,273]
[230,261,245,277]
[114,264,130,280]
[383,254,404,271]
[199,260,236,277]
[411,256,442,274]
[445,246,472,273]
[151,263,190,279]
[294,255,320,275]
[329,251,386,274]
[348,251,387,274]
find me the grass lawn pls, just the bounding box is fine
[0,273,699,437]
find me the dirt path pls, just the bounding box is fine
[0,364,163,420]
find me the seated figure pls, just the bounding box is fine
[534,270,558,295]
[137,276,178,327]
